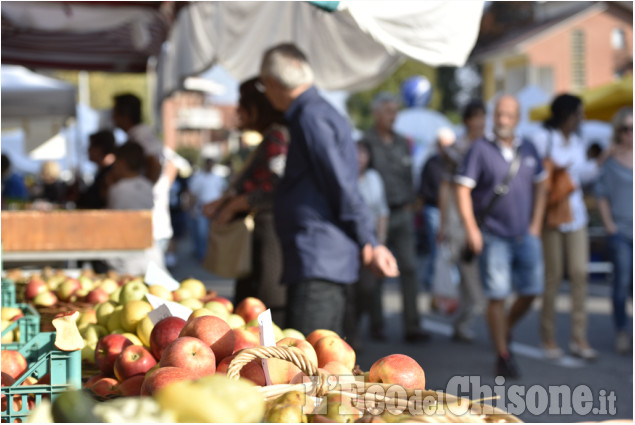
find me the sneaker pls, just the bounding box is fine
[496,354,520,378]
[616,331,631,355]
[569,341,598,361]
[542,345,564,360]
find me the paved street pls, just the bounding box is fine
[170,241,633,423]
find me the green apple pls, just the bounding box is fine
[96,301,117,327]
[109,286,123,304]
[203,301,230,321]
[226,314,246,329]
[179,279,207,299]
[119,280,149,305]
[180,298,203,311]
[98,278,119,295]
[106,305,124,333]
[272,324,284,342]
[82,340,97,362]
[79,276,95,292]
[81,324,109,344]
[281,328,305,340]
[155,374,265,423]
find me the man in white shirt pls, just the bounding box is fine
[106,141,154,275]
[189,154,228,262]
[113,94,174,270]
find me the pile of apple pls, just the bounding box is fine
[1,350,47,414]
[1,306,28,344]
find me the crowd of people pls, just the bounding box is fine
[1,43,631,379]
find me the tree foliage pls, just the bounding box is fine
[346,59,440,131]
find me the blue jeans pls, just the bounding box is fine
[479,231,544,299]
[422,205,440,287]
[608,233,633,331]
[192,214,210,262]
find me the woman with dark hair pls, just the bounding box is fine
[596,107,633,354]
[203,77,289,325]
[532,94,606,360]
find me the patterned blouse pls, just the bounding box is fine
[232,124,289,213]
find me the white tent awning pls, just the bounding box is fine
[158,1,484,99]
[1,65,76,119]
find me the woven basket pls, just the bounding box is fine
[227,346,522,423]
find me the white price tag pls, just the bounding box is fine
[145,294,194,324]
[257,309,276,386]
[147,304,171,325]
[144,262,180,291]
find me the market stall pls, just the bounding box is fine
[0,2,516,423]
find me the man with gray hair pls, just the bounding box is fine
[259,43,399,336]
[361,92,430,343]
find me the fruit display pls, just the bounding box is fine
[2,270,520,423]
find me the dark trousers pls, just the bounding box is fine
[343,267,385,345]
[387,208,422,335]
[286,279,347,336]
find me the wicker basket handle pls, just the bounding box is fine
[227,345,318,381]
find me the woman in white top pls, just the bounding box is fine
[344,141,389,349]
[532,94,603,360]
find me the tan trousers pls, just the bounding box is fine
[540,226,589,343]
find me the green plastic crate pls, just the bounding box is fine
[1,303,41,350]
[1,278,16,307]
[1,332,82,423]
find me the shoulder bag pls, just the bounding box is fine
[543,130,575,228]
[202,147,261,278]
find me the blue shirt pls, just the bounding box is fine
[1,173,28,201]
[274,87,376,285]
[455,136,545,238]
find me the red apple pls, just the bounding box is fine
[141,366,196,396]
[211,297,234,314]
[159,336,216,375]
[216,353,267,386]
[314,336,356,370]
[83,373,107,389]
[89,377,118,397]
[95,334,134,375]
[35,374,51,386]
[1,350,27,380]
[322,361,353,376]
[32,290,58,307]
[368,354,426,390]
[179,316,235,363]
[277,337,318,368]
[115,375,146,396]
[150,317,187,360]
[234,297,266,323]
[86,288,110,304]
[1,372,15,387]
[57,278,81,301]
[232,328,260,354]
[24,278,47,300]
[114,345,157,381]
[306,329,339,347]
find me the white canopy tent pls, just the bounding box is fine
[158,1,484,99]
[1,65,76,121]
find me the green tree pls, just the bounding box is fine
[347,60,440,131]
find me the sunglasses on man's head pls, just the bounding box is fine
[619,126,633,133]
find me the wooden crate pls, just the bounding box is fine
[1,210,153,252]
